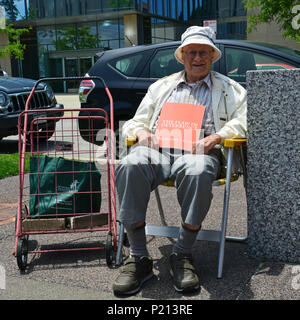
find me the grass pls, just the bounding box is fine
[0,153,30,179]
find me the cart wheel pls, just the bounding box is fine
[16,238,28,272]
[105,232,114,267]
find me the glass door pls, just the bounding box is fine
[65,58,79,92]
[49,58,64,92]
[64,57,93,92]
[80,57,92,76]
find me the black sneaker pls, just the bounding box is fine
[113,256,154,295]
[169,252,199,292]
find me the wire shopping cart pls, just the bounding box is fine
[13,76,118,271]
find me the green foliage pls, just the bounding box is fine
[55,26,98,50]
[0,23,31,59]
[243,0,300,42]
[108,0,135,9]
[0,153,30,179]
[0,0,18,21]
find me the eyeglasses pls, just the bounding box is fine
[183,50,212,59]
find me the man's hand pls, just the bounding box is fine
[136,129,159,150]
[192,134,221,154]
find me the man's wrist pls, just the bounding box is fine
[212,133,221,144]
[136,129,151,141]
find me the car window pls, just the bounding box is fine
[150,48,183,78]
[225,47,298,83]
[110,53,144,77]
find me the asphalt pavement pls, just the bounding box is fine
[0,94,299,303]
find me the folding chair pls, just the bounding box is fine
[115,138,247,278]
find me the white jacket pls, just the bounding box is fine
[122,70,247,145]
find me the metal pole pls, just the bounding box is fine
[217,146,233,278]
[115,223,124,265]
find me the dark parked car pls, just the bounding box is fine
[0,72,64,141]
[78,40,300,146]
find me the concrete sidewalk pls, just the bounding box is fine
[0,175,19,226]
[0,175,299,300]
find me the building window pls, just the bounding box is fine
[67,0,80,16]
[55,24,77,50]
[157,0,163,15]
[77,22,98,49]
[37,19,123,54]
[177,0,183,19]
[218,0,246,18]
[151,18,181,43]
[141,0,149,13]
[98,19,123,49]
[171,0,176,19]
[236,0,246,16]
[105,0,135,11]
[151,18,164,43]
[37,26,56,76]
[85,0,101,14]
[164,0,170,18]
[55,0,68,17]
[149,0,155,14]
[38,0,55,18]
[217,21,246,39]
[165,20,175,40]
[37,26,56,51]
[19,0,215,21]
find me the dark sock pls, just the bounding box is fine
[172,224,200,255]
[124,222,148,258]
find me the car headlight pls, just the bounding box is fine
[45,85,55,101]
[0,91,9,113]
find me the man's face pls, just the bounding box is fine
[182,44,215,82]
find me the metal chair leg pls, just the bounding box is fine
[225,144,248,244]
[154,187,167,226]
[226,235,247,242]
[115,222,124,266]
[217,147,234,279]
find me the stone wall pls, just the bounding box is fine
[246,68,300,263]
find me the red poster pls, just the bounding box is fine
[155,102,206,151]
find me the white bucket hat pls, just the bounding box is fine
[174,26,222,64]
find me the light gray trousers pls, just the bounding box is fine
[116,145,221,226]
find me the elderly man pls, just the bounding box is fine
[113,26,247,295]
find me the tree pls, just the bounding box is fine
[108,0,135,9]
[55,26,98,50]
[243,0,300,43]
[0,0,19,21]
[0,23,30,60]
